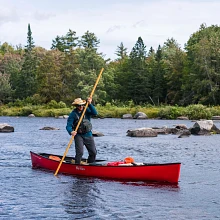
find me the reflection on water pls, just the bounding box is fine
[60,177,180,219]
[120,181,180,191]
[62,178,98,218]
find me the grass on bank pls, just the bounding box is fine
[1,100,220,120]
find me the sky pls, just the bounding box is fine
[0,0,219,60]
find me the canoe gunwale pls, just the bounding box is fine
[31,151,181,167]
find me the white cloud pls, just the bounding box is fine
[33,11,56,21]
[0,6,19,24]
[0,0,219,60]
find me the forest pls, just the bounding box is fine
[1,23,220,108]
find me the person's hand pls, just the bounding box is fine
[87,97,92,104]
[71,131,77,136]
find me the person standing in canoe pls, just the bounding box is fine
[66,97,98,164]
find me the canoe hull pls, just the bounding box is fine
[30,151,181,184]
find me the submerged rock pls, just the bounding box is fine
[40,127,60,130]
[92,130,104,137]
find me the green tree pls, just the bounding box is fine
[72,47,106,103]
[130,37,146,61]
[162,38,186,104]
[183,24,220,105]
[36,50,63,102]
[58,50,78,104]
[2,53,23,96]
[0,42,14,55]
[79,31,100,50]
[15,24,37,99]
[150,45,167,105]
[148,46,155,55]
[113,58,131,102]
[128,37,150,104]
[25,24,35,52]
[0,73,13,103]
[51,29,78,52]
[115,42,128,60]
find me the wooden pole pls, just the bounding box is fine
[54,68,104,176]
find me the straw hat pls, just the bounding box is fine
[72,98,86,105]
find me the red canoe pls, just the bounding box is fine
[30,151,181,184]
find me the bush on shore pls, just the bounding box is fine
[1,100,220,120]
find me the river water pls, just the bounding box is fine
[0,116,219,219]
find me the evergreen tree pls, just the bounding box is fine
[15,24,37,99]
[51,36,64,52]
[155,45,162,61]
[162,38,186,104]
[51,29,78,52]
[66,29,78,51]
[148,47,155,56]
[127,37,150,104]
[130,37,146,61]
[114,58,131,102]
[25,24,35,52]
[151,45,167,105]
[73,47,106,103]
[79,31,100,50]
[115,42,128,60]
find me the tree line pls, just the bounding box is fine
[1,23,220,107]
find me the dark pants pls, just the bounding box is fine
[74,135,97,164]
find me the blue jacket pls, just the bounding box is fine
[66,104,98,137]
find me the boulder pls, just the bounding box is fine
[121,114,133,119]
[193,120,213,130]
[28,114,35,117]
[0,123,14,132]
[190,120,220,135]
[127,127,157,137]
[152,128,169,134]
[133,112,148,119]
[209,124,220,134]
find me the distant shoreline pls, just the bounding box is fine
[1,104,220,120]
